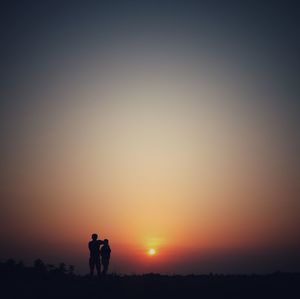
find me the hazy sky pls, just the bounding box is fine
[1,0,300,274]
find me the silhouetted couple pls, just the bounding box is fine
[88,233,111,276]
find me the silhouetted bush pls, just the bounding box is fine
[34,259,47,274]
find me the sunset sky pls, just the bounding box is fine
[1,1,300,274]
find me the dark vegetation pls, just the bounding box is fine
[1,259,299,298]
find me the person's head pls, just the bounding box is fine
[104,239,109,245]
[91,233,98,241]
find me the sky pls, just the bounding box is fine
[1,0,300,274]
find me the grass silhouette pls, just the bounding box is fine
[1,259,299,298]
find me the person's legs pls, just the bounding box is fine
[95,258,101,276]
[102,259,109,275]
[89,258,95,276]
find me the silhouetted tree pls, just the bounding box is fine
[34,259,47,274]
[47,264,55,271]
[68,265,75,276]
[6,258,16,267]
[58,262,67,274]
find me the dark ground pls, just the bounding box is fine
[1,260,299,298]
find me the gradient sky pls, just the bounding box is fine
[1,0,300,274]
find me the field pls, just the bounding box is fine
[1,260,299,298]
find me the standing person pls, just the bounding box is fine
[88,233,104,276]
[100,239,111,275]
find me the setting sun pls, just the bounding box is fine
[148,248,156,256]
